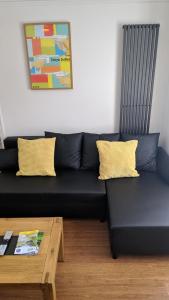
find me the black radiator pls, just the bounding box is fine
[120,24,160,134]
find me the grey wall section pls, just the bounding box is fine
[120,24,160,134]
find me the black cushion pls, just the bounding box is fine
[0,149,18,171]
[4,136,43,149]
[121,133,159,171]
[0,170,106,218]
[82,133,120,170]
[45,132,83,170]
[107,171,169,229]
[157,147,169,185]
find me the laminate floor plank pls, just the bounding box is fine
[56,219,169,300]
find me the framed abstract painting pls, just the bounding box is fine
[24,22,73,89]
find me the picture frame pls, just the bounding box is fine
[24,22,73,90]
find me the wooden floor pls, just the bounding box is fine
[2,219,169,299]
[56,219,169,300]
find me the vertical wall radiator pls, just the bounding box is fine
[120,24,160,134]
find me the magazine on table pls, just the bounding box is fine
[14,230,44,255]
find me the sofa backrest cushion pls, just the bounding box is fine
[45,132,83,170]
[82,133,120,170]
[0,149,18,170]
[157,147,169,184]
[4,136,43,149]
[121,133,160,171]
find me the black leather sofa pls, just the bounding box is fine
[1,132,169,258]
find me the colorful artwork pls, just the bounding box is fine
[24,22,73,89]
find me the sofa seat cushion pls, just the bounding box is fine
[0,170,106,218]
[107,172,169,255]
[107,171,169,228]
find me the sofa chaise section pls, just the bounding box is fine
[107,167,169,258]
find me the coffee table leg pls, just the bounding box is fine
[58,226,64,262]
[42,282,56,300]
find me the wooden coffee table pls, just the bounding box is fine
[0,217,64,300]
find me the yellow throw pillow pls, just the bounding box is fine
[96,140,139,180]
[16,138,56,176]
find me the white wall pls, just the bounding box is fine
[0,105,5,148]
[155,9,169,153]
[0,0,169,144]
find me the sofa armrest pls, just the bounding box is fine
[157,147,169,184]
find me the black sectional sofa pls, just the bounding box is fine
[1,132,169,258]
